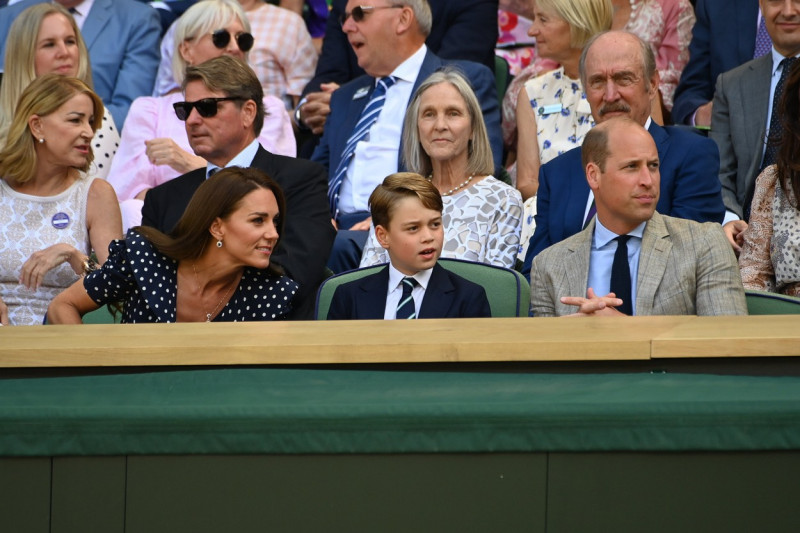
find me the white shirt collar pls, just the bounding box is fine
[388,262,434,291]
[389,44,427,84]
[593,217,647,249]
[206,139,260,178]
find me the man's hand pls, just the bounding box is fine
[145,138,206,173]
[723,219,748,255]
[561,288,626,317]
[348,216,372,231]
[695,101,713,128]
[300,82,340,135]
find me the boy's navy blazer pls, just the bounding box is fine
[327,263,491,320]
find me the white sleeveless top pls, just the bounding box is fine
[0,177,95,325]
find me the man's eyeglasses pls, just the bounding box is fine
[339,5,403,27]
[210,29,254,52]
[173,97,243,121]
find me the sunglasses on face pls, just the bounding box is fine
[338,5,403,27]
[173,97,242,121]
[210,29,254,52]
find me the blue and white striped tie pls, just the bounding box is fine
[395,277,417,320]
[328,76,398,217]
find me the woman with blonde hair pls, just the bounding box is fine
[0,3,119,179]
[106,0,295,231]
[0,75,122,325]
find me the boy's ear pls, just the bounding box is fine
[375,224,391,250]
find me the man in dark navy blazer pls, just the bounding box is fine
[297,0,498,135]
[311,0,501,273]
[521,31,725,280]
[328,173,490,320]
[671,0,761,126]
[142,57,334,319]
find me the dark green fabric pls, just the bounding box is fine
[1,369,800,456]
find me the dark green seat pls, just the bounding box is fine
[745,289,800,315]
[315,258,530,319]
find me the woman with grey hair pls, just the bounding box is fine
[105,0,295,231]
[360,69,523,269]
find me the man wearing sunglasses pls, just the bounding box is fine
[142,56,335,320]
[310,0,502,273]
[296,0,498,139]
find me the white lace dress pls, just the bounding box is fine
[0,177,95,325]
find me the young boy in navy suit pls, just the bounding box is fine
[327,173,491,320]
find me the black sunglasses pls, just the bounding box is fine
[210,29,254,52]
[173,97,243,121]
[339,5,403,27]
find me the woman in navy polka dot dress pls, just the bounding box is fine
[48,167,298,323]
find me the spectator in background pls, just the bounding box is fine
[709,0,800,253]
[361,69,523,269]
[672,0,762,127]
[152,0,317,110]
[521,31,725,278]
[296,0,498,138]
[0,75,122,326]
[530,117,746,317]
[740,62,800,296]
[310,0,502,273]
[108,0,295,231]
[141,56,333,319]
[0,3,119,179]
[0,0,162,129]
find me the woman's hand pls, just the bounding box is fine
[0,295,9,325]
[145,138,206,174]
[19,243,83,290]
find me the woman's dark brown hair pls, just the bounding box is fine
[777,60,800,209]
[135,166,287,276]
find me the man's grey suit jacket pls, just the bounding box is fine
[530,212,748,317]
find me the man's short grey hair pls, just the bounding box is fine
[391,0,432,37]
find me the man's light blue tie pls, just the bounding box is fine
[328,76,398,217]
[395,277,417,320]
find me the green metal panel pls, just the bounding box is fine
[547,451,800,533]
[0,457,50,532]
[126,453,547,533]
[51,456,126,533]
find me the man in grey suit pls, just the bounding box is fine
[530,118,746,317]
[710,0,800,253]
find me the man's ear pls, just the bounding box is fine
[241,99,257,129]
[647,71,661,101]
[586,162,601,191]
[375,224,390,250]
[396,6,414,35]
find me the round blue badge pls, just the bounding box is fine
[51,212,70,230]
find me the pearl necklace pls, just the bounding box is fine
[428,175,474,196]
[192,262,235,322]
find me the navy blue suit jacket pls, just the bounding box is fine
[0,0,161,129]
[671,0,759,125]
[521,122,725,279]
[303,0,498,95]
[327,263,491,319]
[311,49,503,186]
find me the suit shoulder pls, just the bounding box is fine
[149,169,205,196]
[719,55,771,83]
[658,213,726,238]
[662,125,718,151]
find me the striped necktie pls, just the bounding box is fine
[395,277,417,320]
[328,76,398,217]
